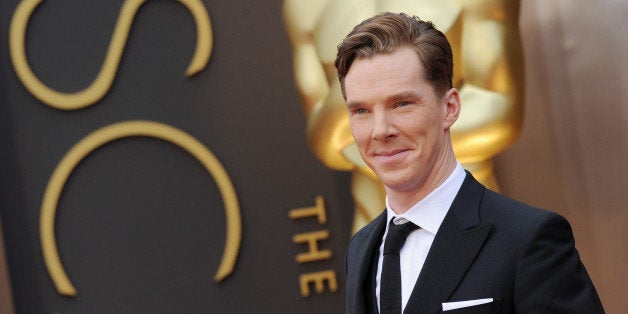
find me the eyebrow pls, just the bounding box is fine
[388,91,424,103]
[346,100,364,110]
[346,91,424,109]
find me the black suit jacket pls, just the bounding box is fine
[345,172,604,313]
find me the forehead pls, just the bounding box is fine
[344,47,430,101]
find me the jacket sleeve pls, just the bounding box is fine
[514,211,605,313]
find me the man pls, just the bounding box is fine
[337,13,604,313]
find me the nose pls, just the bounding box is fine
[372,111,397,142]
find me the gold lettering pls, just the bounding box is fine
[9,0,212,110]
[292,230,332,263]
[288,195,326,223]
[290,197,338,297]
[298,270,338,297]
[40,120,241,297]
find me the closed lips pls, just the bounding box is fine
[374,148,409,157]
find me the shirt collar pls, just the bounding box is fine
[385,162,466,235]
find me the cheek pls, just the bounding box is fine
[349,120,371,144]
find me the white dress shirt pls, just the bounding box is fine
[376,162,466,312]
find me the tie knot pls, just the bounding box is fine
[383,219,419,255]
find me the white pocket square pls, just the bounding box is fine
[442,298,494,311]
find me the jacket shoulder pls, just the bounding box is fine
[479,188,552,227]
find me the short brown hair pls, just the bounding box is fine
[335,12,453,98]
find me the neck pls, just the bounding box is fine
[386,147,458,215]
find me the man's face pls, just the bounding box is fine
[344,46,458,194]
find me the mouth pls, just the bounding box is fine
[374,148,409,157]
[372,148,410,164]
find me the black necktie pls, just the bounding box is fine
[380,218,419,314]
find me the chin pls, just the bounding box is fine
[378,170,426,192]
[380,176,414,191]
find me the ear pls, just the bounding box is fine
[442,88,461,130]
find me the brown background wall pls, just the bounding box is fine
[496,1,628,311]
[0,223,15,314]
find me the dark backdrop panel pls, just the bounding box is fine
[0,0,352,313]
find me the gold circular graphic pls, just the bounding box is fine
[40,120,241,296]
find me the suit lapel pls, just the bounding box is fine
[348,212,387,313]
[404,173,492,313]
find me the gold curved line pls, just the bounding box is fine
[180,0,213,76]
[9,0,212,110]
[40,120,241,297]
